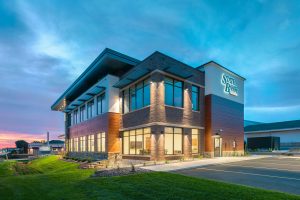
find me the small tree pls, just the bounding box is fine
[15,140,29,154]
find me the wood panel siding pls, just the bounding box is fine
[107,113,121,153]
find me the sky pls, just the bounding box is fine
[0,0,300,148]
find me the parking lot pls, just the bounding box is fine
[175,156,300,195]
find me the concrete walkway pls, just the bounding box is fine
[141,155,269,172]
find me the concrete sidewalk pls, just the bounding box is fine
[141,155,268,172]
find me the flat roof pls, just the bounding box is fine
[198,61,246,80]
[245,120,300,132]
[51,48,140,111]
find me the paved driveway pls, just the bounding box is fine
[175,156,300,195]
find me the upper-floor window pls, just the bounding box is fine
[87,100,94,119]
[97,93,105,115]
[122,78,150,114]
[73,109,78,125]
[192,86,200,111]
[164,77,183,107]
[80,105,85,122]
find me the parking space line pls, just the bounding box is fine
[220,163,300,172]
[231,161,300,167]
[196,168,300,181]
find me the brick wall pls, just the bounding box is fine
[121,71,205,129]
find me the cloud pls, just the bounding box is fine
[0,0,299,141]
[0,130,49,149]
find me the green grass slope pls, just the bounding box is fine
[0,156,299,200]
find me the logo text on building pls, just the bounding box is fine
[221,73,238,96]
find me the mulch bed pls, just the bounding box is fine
[92,167,152,177]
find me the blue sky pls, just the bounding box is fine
[0,0,300,142]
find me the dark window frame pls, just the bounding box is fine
[122,78,150,114]
[192,85,200,111]
[122,128,151,155]
[164,77,183,108]
[164,127,183,155]
[86,100,94,119]
[192,129,200,154]
[97,92,105,115]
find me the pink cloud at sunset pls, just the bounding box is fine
[0,131,61,149]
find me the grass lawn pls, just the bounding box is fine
[0,156,299,200]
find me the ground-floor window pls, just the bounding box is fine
[97,132,106,152]
[80,136,86,152]
[66,139,69,152]
[164,127,183,155]
[123,128,151,155]
[88,134,94,152]
[192,129,200,154]
[74,138,78,152]
[70,138,74,152]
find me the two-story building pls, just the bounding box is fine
[51,48,245,161]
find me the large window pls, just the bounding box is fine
[123,128,151,155]
[87,101,94,119]
[66,139,69,152]
[164,127,183,155]
[73,109,79,125]
[88,134,94,152]
[70,138,74,152]
[74,138,78,152]
[122,78,150,113]
[97,93,105,115]
[192,129,200,154]
[192,86,200,111]
[80,105,85,122]
[164,77,183,107]
[97,132,106,152]
[80,136,86,152]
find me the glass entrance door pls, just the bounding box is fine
[214,137,222,157]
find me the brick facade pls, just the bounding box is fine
[120,71,205,161]
[56,49,244,161]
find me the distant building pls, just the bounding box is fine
[28,140,64,156]
[245,120,300,150]
[0,148,22,154]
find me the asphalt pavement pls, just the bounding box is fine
[175,156,300,195]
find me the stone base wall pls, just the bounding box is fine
[67,152,108,160]
[122,155,151,161]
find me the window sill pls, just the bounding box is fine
[122,105,151,115]
[69,113,106,127]
[192,110,201,113]
[164,105,184,110]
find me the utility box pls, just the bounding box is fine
[247,136,280,150]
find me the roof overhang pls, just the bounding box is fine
[114,65,196,89]
[51,48,140,111]
[64,81,105,112]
